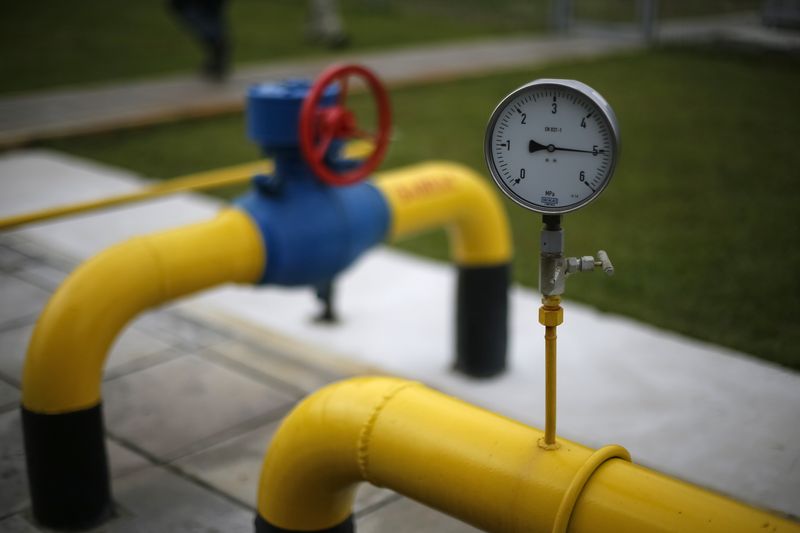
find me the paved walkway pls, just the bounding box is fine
[0,35,639,149]
[2,12,797,149]
[0,150,798,533]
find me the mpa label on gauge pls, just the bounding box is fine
[484,79,620,214]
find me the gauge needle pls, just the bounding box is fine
[529,139,605,155]
[528,140,552,153]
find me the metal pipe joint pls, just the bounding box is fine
[539,222,614,297]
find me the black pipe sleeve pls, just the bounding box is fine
[21,403,113,530]
[255,513,354,533]
[454,262,510,378]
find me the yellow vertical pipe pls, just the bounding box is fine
[543,324,558,447]
[539,295,563,449]
[22,208,265,413]
[257,376,800,533]
[0,161,271,231]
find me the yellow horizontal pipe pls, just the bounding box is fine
[257,376,799,533]
[0,139,374,232]
[374,161,512,266]
[0,161,270,232]
[22,209,265,413]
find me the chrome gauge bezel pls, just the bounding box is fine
[484,78,620,214]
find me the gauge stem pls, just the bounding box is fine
[539,214,564,450]
[539,294,563,450]
[543,214,562,231]
[544,322,558,445]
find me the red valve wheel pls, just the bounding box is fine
[299,64,392,186]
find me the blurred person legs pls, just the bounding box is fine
[169,0,230,81]
[307,0,350,49]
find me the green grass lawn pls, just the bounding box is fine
[42,44,800,370]
[1,0,759,95]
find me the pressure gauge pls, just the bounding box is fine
[484,79,620,214]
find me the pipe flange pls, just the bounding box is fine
[551,444,632,533]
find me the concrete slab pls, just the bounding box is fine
[1,151,798,519]
[0,245,29,271]
[102,355,295,461]
[203,339,348,396]
[102,328,178,380]
[0,274,48,328]
[0,233,79,273]
[12,261,70,292]
[174,418,395,512]
[171,420,280,508]
[103,465,252,533]
[106,439,153,481]
[0,150,221,258]
[0,409,30,518]
[0,324,38,385]
[0,320,178,386]
[0,514,40,533]
[132,309,230,353]
[0,378,19,411]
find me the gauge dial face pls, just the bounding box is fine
[484,79,620,214]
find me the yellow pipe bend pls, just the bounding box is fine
[374,161,512,266]
[257,376,799,533]
[22,208,265,413]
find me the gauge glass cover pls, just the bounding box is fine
[485,79,620,214]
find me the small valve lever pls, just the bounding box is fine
[565,250,614,276]
[596,250,614,275]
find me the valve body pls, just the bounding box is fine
[239,80,390,286]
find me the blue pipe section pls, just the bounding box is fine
[236,78,390,286]
[236,155,389,286]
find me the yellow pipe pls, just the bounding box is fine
[0,139,374,232]
[539,295,564,450]
[544,324,558,446]
[374,161,512,266]
[0,161,270,232]
[257,376,799,533]
[22,208,264,413]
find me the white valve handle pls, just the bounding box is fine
[595,250,614,276]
